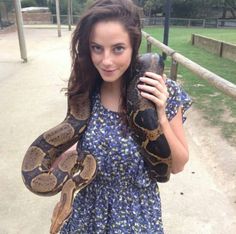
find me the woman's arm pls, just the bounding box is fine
[159,108,189,173]
[137,72,189,174]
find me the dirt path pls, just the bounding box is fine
[0,28,235,234]
[160,108,236,233]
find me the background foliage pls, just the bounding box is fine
[18,0,236,18]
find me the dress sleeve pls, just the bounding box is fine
[165,79,192,122]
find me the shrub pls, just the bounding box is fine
[21,0,37,8]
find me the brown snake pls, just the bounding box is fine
[21,53,171,233]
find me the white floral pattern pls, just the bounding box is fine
[60,79,192,234]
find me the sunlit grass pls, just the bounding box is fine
[141,26,236,146]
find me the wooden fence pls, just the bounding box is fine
[142,31,236,100]
[140,17,236,28]
[192,34,236,62]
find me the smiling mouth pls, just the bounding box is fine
[101,68,116,73]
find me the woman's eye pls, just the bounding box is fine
[91,45,102,53]
[113,46,125,54]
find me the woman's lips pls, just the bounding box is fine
[102,68,116,72]
[101,68,117,75]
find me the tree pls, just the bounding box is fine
[48,0,90,15]
[144,0,157,17]
[133,0,146,7]
[222,0,236,18]
[170,0,236,18]
[84,0,95,9]
[21,0,37,8]
[133,0,164,17]
[31,0,236,19]
[35,0,48,6]
[172,0,199,18]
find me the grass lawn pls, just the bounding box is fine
[140,26,236,146]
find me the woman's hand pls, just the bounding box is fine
[137,72,169,123]
[137,72,189,174]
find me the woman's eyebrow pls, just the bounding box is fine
[112,43,126,47]
[90,42,126,47]
[90,41,101,46]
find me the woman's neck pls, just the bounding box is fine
[100,80,122,112]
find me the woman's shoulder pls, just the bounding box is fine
[165,78,192,122]
[165,78,183,95]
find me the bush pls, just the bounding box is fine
[35,0,48,6]
[21,0,37,8]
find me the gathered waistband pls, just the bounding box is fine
[88,173,155,195]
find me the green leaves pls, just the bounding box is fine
[132,0,236,18]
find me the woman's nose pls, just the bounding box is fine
[102,51,113,66]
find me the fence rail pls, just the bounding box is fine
[48,15,236,28]
[3,14,234,29]
[141,17,236,28]
[142,31,236,100]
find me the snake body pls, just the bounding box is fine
[21,91,97,233]
[127,53,171,182]
[21,53,171,233]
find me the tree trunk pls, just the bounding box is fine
[225,0,236,18]
[0,2,8,22]
[229,7,236,18]
[222,4,227,19]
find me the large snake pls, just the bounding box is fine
[21,53,171,233]
[127,53,171,182]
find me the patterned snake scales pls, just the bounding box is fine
[21,53,171,233]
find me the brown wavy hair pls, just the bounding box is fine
[68,0,142,115]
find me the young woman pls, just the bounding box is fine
[59,0,192,233]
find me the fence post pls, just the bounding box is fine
[55,0,61,37]
[14,0,27,62]
[188,19,191,27]
[68,0,72,31]
[220,42,223,57]
[170,58,178,81]
[191,34,195,45]
[203,19,205,28]
[216,19,219,28]
[147,40,152,53]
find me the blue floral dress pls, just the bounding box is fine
[60,78,192,234]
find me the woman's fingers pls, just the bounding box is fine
[145,72,166,86]
[139,91,163,105]
[138,75,168,97]
[139,76,160,88]
[137,83,160,96]
[137,72,169,108]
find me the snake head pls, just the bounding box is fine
[137,53,164,76]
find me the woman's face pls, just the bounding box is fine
[89,20,133,84]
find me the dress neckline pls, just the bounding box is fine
[96,92,121,116]
[97,91,121,115]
